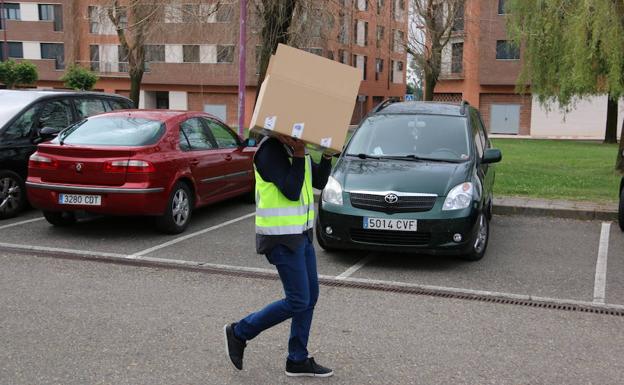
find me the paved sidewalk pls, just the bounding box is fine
[494,196,618,221]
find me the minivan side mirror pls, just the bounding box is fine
[482,148,502,164]
[242,137,257,147]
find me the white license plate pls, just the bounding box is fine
[58,194,101,206]
[363,217,417,232]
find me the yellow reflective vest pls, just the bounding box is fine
[254,144,315,236]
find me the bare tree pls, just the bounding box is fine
[407,0,463,101]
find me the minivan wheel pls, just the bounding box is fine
[0,170,26,220]
[618,186,623,232]
[156,182,193,234]
[43,211,77,227]
[461,213,489,261]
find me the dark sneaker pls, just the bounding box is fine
[223,323,246,370]
[285,357,334,377]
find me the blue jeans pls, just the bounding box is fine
[234,238,319,362]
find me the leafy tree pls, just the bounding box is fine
[0,60,39,89]
[61,65,99,91]
[507,0,624,172]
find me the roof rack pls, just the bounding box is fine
[460,100,470,115]
[371,97,400,114]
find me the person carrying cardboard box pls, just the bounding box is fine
[224,132,334,377]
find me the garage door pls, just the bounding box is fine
[490,104,520,134]
[204,104,227,122]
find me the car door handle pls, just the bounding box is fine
[224,155,232,161]
[190,159,200,166]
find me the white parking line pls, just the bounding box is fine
[336,254,374,280]
[0,217,45,231]
[130,212,255,257]
[593,222,611,304]
[0,241,131,259]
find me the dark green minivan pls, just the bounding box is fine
[316,101,502,261]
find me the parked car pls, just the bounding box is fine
[0,90,133,219]
[316,100,502,261]
[26,110,256,233]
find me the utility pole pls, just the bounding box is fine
[1,0,8,61]
[237,0,247,137]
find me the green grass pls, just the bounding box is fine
[490,139,622,203]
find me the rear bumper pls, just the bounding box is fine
[26,180,168,216]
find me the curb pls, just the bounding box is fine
[314,191,618,221]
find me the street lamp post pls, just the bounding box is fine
[237,0,247,137]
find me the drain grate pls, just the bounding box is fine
[4,245,624,317]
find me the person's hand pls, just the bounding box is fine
[276,134,305,158]
[322,150,335,160]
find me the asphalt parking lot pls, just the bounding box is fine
[0,197,622,308]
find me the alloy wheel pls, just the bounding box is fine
[0,176,22,215]
[473,213,488,254]
[172,188,190,226]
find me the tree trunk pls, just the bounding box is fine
[616,119,624,174]
[605,95,619,144]
[424,70,435,101]
[129,69,144,108]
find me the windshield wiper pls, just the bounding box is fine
[380,155,462,163]
[346,153,381,160]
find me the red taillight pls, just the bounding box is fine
[29,153,58,169]
[104,160,155,173]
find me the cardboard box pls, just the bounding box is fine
[250,44,362,152]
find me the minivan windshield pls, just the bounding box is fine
[346,114,470,162]
[55,116,165,146]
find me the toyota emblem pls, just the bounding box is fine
[384,193,399,204]
[75,163,83,172]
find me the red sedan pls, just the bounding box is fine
[26,110,256,233]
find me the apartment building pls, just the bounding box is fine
[434,0,622,139]
[0,0,408,127]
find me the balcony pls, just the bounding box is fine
[439,70,464,80]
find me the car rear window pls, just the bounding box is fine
[57,116,165,146]
[347,114,470,161]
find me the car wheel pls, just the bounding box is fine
[156,182,193,234]
[315,221,337,252]
[0,170,27,220]
[43,211,77,227]
[619,186,623,232]
[461,213,489,261]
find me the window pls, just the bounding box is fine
[217,45,234,63]
[180,118,215,150]
[75,99,108,120]
[40,43,65,70]
[216,3,233,22]
[89,45,99,72]
[393,30,405,52]
[37,100,72,131]
[2,3,20,21]
[452,1,464,32]
[203,119,239,148]
[182,4,200,23]
[255,45,262,75]
[471,110,485,158]
[164,4,182,23]
[38,4,63,31]
[498,0,507,15]
[327,51,334,61]
[356,0,367,11]
[2,105,37,140]
[183,45,200,63]
[338,14,349,44]
[118,45,129,72]
[375,58,383,81]
[393,0,405,20]
[145,44,165,70]
[355,20,368,46]
[108,98,133,110]
[0,42,23,60]
[376,26,385,48]
[338,49,349,64]
[496,40,519,60]
[179,128,191,151]
[451,42,463,73]
[377,0,384,15]
[59,117,165,146]
[304,47,323,56]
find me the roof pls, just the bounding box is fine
[0,89,129,103]
[92,109,202,123]
[376,101,466,116]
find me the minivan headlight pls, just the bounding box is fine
[443,182,473,211]
[322,176,343,205]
